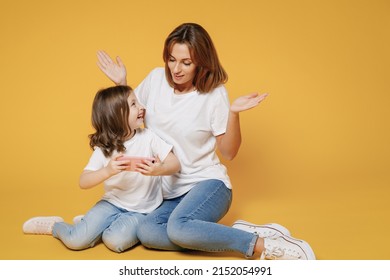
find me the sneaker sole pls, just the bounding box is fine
[233,220,291,237]
[282,235,316,260]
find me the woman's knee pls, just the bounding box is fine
[166,216,189,247]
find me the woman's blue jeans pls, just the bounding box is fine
[52,200,145,252]
[137,179,257,257]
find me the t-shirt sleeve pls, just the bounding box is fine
[147,129,174,162]
[84,147,107,171]
[211,86,230,136]
[134,69,157,108]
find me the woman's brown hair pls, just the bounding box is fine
[163,23,228,93]
[89,85,132,157]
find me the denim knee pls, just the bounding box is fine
[137,211,184,251]
[166,216,186,246]
[102,230,138,253]
[59,234,97,251]
[52,223,98,251]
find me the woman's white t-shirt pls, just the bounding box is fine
[135,67,232,199]
[84,128,173,213]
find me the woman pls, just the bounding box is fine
[97,23,315,260]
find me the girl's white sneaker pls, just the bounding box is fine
[22,216,64,235]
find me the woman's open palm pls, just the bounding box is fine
[97,50,127,85]
[230,93,268,113]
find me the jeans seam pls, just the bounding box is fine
[186,180,230,220]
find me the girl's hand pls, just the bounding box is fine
[96,50,127,85]
[106,154,130,176]
[230,93,268,113]
[135,157,162,176]
[79,154,130,189]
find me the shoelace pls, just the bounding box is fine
[261,246,302,260]
[31,221,54,234]
[245,225,277,238]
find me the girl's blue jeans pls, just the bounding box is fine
[137,179,257,257]
[52,200,145,252]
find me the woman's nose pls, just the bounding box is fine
[173,62,181,73]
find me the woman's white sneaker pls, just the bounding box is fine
[22,216,64,235]
[261,235,316,260]
[232,220,291,238]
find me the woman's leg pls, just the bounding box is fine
[102,211,146,253]
[136,197,185,251]
[52,200,119,250]
[167,179,257,257]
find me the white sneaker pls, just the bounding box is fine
[232,220,291,238]
[261,235,316,260]
[22,216,64,235]
[72,215,84,224]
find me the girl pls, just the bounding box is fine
[23,85,180,253]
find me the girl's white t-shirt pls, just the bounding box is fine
[135,67,232,199]
[84,128,173,213]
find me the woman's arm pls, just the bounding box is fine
[216,93,268,160]
[97,50,128,85]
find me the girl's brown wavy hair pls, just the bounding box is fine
[89,85,132,157]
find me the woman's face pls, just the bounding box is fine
[167,43,197,90]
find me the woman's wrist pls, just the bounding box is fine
[117,78,128,86]
[229,109,240,119]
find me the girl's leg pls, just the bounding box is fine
[102,211,146,253]
[167,179,257,257]
[136,197,185,251]
[52,200,119,250]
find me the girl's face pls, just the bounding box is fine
[167,43,197,91]
[127,92,145,130]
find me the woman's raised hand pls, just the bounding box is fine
[230,93,268,113]
[96,50,127,85]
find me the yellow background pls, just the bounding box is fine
[0,0,389,260]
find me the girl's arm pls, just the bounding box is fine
[97,50,128,85]
[79,154,130,189]
[136,152,181,176]
[216,93,268,160]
